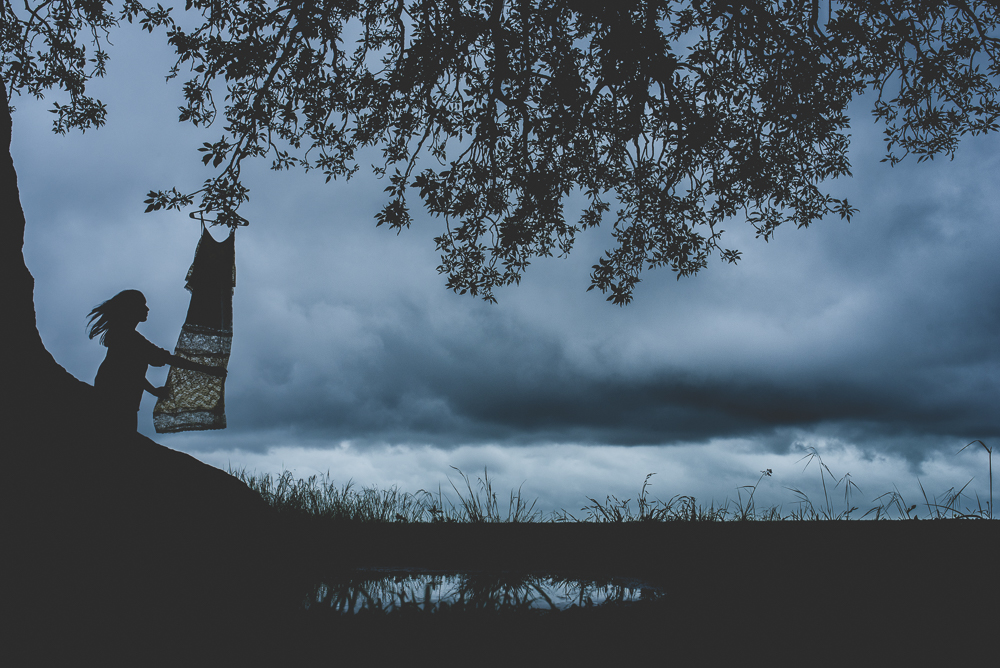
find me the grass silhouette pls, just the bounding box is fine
[232,439,995,523]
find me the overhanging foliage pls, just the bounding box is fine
[3,1,999,303]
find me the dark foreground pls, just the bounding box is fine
[309,522,998,663]
[12,513,997,665]
[6,411,995,665]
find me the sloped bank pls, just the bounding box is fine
[7,411,297,662]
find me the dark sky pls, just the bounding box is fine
[12,29,999,515]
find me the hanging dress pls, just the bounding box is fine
[153,226,235,432]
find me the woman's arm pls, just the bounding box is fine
[168,353,227,378]
[143,379,167,398]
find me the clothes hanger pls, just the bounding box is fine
[188,209,249,229]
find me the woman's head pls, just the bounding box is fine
[87,290,149,345]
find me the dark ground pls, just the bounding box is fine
[5,386,996,666]
[11,484,997,665]
[297,521,998,664]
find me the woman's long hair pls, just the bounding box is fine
[87,290,146,346]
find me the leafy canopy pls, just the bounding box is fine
[3,1,999,303]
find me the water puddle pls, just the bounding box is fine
[305,568,665,613]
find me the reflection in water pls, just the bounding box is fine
[305,569,664,613]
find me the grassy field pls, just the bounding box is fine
[217,441,997,664]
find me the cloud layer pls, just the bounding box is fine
[12,29,999,484]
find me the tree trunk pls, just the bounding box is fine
[1,84,68,396]
[2,94,299,659]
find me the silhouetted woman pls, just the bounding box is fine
[88,289,225,432]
